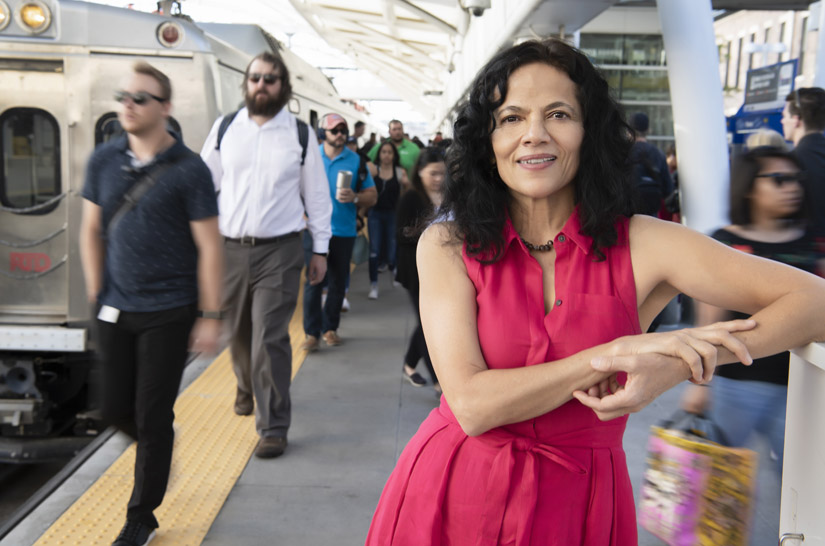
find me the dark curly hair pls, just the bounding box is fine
[442,38,635,261]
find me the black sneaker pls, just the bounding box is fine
[112,519,156,546]
[403,368,427,387]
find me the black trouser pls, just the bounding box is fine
[304,235,355,336]
[96,303,197,529]
[404,285,437,384]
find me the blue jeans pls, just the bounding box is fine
[303,234,355,336]
[710,375,787,473]
[368,208,397,283]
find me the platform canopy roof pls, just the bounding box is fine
[287,0,619,114]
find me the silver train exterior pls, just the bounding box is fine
[0,0,367,461]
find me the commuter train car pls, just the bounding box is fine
[0,0,367,461]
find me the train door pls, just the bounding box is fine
[0,58,69,324]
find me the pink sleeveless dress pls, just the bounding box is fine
[367,209,642,545]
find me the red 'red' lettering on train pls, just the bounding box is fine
[9,252,51,272]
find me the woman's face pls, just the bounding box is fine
[490,62,584,203]
[379,144,394,166]
[419,161,446,195]
[750,156,804,219]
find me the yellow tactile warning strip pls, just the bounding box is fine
[34,282,310,546]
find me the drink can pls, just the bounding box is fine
[336,170,353,189]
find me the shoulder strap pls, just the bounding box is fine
[215,110,240,151]
[296,119,309,166]
[355,154,367,193]
[104,152,193,237]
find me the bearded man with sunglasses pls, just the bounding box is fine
[80,62,223,546]
[200,52,332,459]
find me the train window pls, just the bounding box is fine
[288,98,300,115]
[0,108,60,212]
[95,113,124,146]
[95,112,183,146]
[310,110,318,131]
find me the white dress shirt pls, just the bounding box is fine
[200,107,332,254]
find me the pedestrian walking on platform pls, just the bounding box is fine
[80,62,223,546]
[302,114,376,347]
[367,38,825,545]
[682,146,821,473]
[368,119,420,179]
[366,140,407,299]
[201,52,332,459]
[395,147,445,392]
[782,87,825,238]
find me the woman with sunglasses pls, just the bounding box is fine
[682,146,822,473]
[366,141,408,299]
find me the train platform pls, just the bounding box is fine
[1,265,781,546]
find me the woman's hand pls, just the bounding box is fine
[573,353,692,420]
[608,319,756,384]
[572,319,755,420]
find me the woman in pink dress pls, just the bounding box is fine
[366,39,825,545]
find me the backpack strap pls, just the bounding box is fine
[296,119,309,166]
[215,109,240,151]
[217,111,308,166]
[355,153,367,193]
[104,151,194,238]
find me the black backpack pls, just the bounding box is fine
[215,109,310,165]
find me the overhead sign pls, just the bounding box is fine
[743,59,797,113]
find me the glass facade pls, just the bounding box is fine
[580,33,673,150]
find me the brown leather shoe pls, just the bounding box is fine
[233,389,253,416]
[300,335,320,352]
[254,436,287,459]
[322,330,342,346]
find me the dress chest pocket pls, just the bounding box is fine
[562,293,637,350]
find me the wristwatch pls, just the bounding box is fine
[354,195,360,205]
[198,310,224,320]
[313,252,328,258]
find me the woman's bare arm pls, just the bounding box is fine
[418,222,752,435]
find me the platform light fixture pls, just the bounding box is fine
[0,1,10,31]
[16,1,51,34]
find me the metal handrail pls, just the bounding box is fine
[0,193,66,214]
[0,224,66,248]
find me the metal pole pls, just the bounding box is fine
[814,0,825,87]
[657,0,729,234]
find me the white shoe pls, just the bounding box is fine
[368,284,379,300]
[342,297,351,312]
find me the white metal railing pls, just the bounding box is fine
[780,343,825,545]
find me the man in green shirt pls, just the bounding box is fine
[368,119,421,179]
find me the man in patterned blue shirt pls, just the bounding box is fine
[79,62,223,546]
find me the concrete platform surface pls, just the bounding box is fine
[3,264,781,545]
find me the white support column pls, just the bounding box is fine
[657,0,729,233]
[814,0,825,87]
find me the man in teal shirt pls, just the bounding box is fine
[368,119,421,179]
[303,114,377,348]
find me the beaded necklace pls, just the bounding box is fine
[520,237,554,252]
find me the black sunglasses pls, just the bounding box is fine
[114,90,166,105]
[756,172,805,186]
[248,72,281,85]
[327,127,348,136]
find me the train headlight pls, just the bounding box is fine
[0,1,11,31]
[16,1,51,34]
[157,21,184,48]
